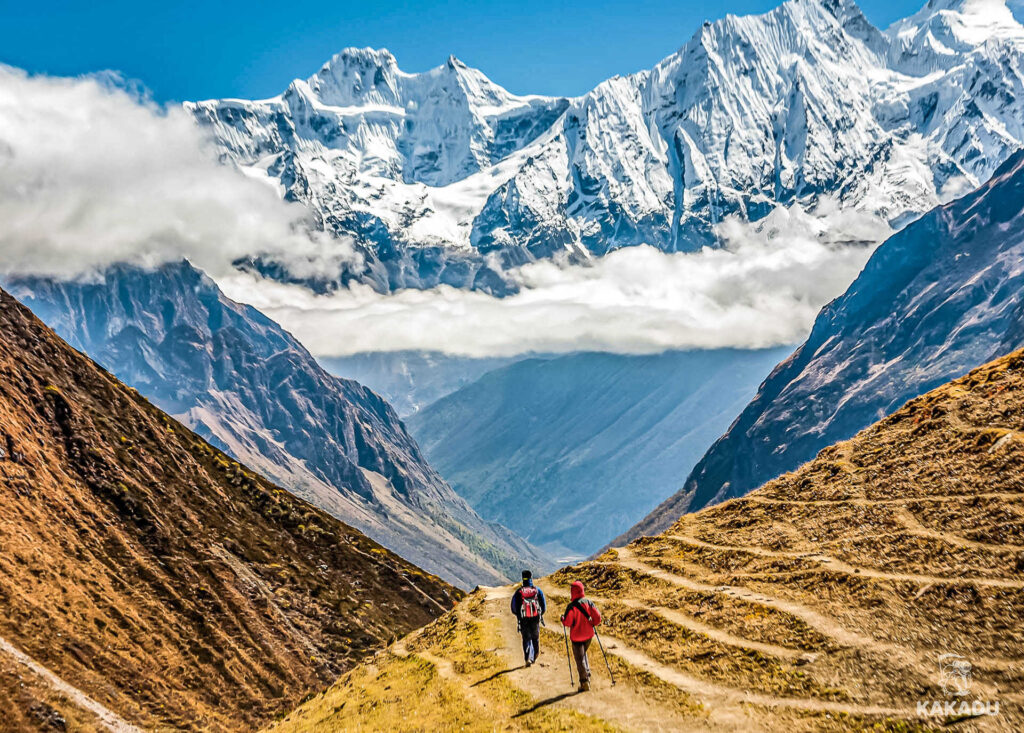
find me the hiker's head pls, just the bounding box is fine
[570,581,585,600]
[522,570,533,586]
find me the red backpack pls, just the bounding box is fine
[520,586,541,619]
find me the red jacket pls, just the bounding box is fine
[561,582,602,642]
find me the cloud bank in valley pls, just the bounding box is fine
[220,203,884,357]
[0,65,886,358]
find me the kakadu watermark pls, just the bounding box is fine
[916,654,1000,718]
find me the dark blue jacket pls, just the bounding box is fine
[510,580,546,618]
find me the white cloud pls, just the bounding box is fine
[0,65,889,358]
[938,175,976,204]
[219,204,886,358]
[0,65,358,280]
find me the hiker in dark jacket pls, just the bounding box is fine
[510,570,546,666]
[561,581,602,691]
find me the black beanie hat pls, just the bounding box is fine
[522,570,532,580]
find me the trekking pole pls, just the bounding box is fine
[594,631,616,686]
[562,625,574,687]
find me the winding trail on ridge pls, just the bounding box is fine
[607,546,886,652]
[481,586,712,732]
[889,505,1024,553]
[541,586,810,662]
[606,546,1023,698]
[660,532,1024,589]
[487,583,922,728]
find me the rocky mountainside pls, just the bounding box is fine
[270,348,1024,731]
[621,145,1024,544]
[407,348,790,556]
[0,286,461,731]
[6,262,545,589]
[189,0,1024,293]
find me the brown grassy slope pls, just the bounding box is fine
[0,288,462,732]
[271,348,1024,731]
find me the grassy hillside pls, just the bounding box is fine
[272,349,1024,731]
[0,288,461,732]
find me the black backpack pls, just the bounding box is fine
[564,598,594,622]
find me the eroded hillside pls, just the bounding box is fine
[0,289,461,731]
[273,348,1024,731]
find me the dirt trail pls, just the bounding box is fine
[610,547,1021,700]
[0,635,142,733]
[662,533,1024,588]
[482,586,718,732]
[540,584,809,662]
[483,585,923,728]
[609,547,884,651]
[391,637,499,716]
[890,506,1024,553]
[589,630,912,718]
[746,492,1024,507]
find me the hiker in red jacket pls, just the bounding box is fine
[561,581,602,691]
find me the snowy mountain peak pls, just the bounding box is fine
[188,0,1024,294]
[819,0,890,48]
[322,46,400,70]
[304,47,402,107]
[888,0,1024,71]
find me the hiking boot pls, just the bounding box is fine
[579,679,591,692]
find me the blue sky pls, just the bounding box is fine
[3,0,930,102]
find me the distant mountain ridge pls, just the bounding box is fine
[407,348,791,555]
[622,146,1024,543]
[189,0,1024,293]
[6,262,545,588]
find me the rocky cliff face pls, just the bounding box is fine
[621,147,1024,543]
[0,286,461,731]
[6,262,545,588]
[189,0,1024,293]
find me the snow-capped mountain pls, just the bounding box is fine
[188,0,1024,293]
[619,147,1024,544]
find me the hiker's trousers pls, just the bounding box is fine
[520,617,540,663]
[572,639,592,682]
